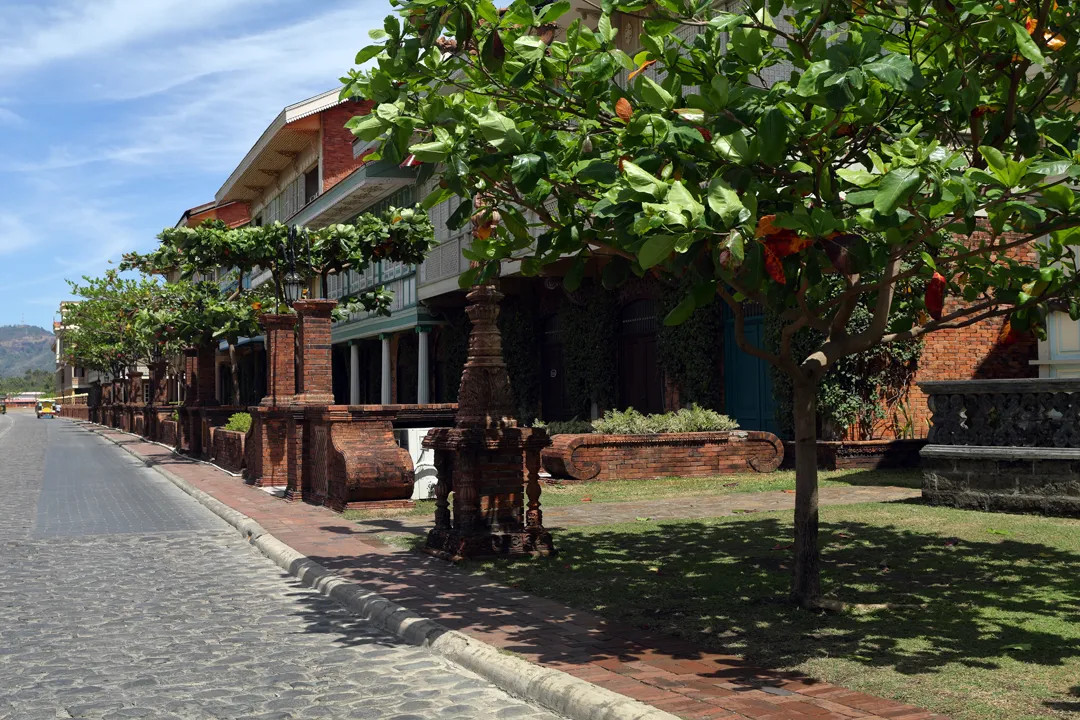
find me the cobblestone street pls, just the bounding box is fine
[0,413,560,720]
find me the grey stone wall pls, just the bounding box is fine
[922,445,1080,516]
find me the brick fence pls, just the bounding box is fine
[542,430,784,482]
[211,428,246,474]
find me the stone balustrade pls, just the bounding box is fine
[920,379,1080,516]
[925,378,1080,448]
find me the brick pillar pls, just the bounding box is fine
[149,361,168,405]
[259,314,297,407]
[127,372,143,405]
[197,345,218,406]
[183,348,198,406]
[293,299,337,406]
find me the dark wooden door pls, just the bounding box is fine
[541,342,569,421]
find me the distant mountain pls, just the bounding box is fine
[0,325,55,377]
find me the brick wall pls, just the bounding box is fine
[906,237,1039,436]
[321,101,375,192]
[212,428,246,474]
[542,430,784,481]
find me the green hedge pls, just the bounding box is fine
[224,412,251,433]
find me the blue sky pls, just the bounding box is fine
[0,0,387,329]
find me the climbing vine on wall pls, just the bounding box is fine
[657,280,723,410]
[558,282,618,418]
[767,305,924,441]
[498,296,541,423]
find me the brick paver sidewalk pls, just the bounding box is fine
[87,424,943,720]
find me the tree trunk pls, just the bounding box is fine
[229,344,241,407]
[791,380,822,608]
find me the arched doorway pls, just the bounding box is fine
[618,299,664,414]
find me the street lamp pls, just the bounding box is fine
[280,226,308,306]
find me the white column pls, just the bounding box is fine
[380,334,392,405]
[349,342,361,405]
[417,328,430,405]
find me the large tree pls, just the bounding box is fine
[121,207,434,405]
[344,0,1080,605]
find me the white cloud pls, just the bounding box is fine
[0,108,22,125]
[0,0,392,325]
[0,0,271,75]
[0,213,35,255]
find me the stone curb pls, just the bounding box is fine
[80,422,679,720]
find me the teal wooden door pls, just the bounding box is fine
[723,311,777,434]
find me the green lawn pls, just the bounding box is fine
[539,467,920,507]
[342,468,920,522]
[460,503,1080,720]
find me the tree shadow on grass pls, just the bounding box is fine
[289,511,1080,690]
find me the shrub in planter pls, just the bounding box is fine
[224,412,251,433]
[533,418,595,435]
[592,405,738,435]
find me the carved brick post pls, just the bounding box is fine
[196,345,218,406]
[183,348,198,406]
[423,285,555,560]
[293,299,337,406]
[146,361,167,441]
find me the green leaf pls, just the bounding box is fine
[476,106,519,149]
[622,161,667,199]
[1042,185,1075,212]
[421,186,455,209]
[639,75,675,110]
[514,35,546,62]
[664,295,696,326]
[713,131,752,165]
[563,255,587,291]
[571,52,615,81]
[673,108,705,123]
[597,13,616,42]
[864,54,922,90]
[920,251,937,271]
[408,140,451,161]
[354,45,383,64]
[638,234,679,269]
[757,109,787,166]
[347,113,385,142]
[707,177,746,228]
[979,146,1007,171]
[510,153,545,192]
[457,266,480,289]
[1009,20,1045,64]
[666,181,705,226]
[874,167,922,215]
[576,160,618,184]
[837,167,877,187]
[537,0,571,24]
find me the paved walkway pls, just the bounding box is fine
[350,486,922,538]
[85,421,945,720]
[0,413,563,720]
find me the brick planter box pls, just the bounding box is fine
[781,439,928,471]
[541,430,784,482]
[211,428,246,474]
[160,420,179,448]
